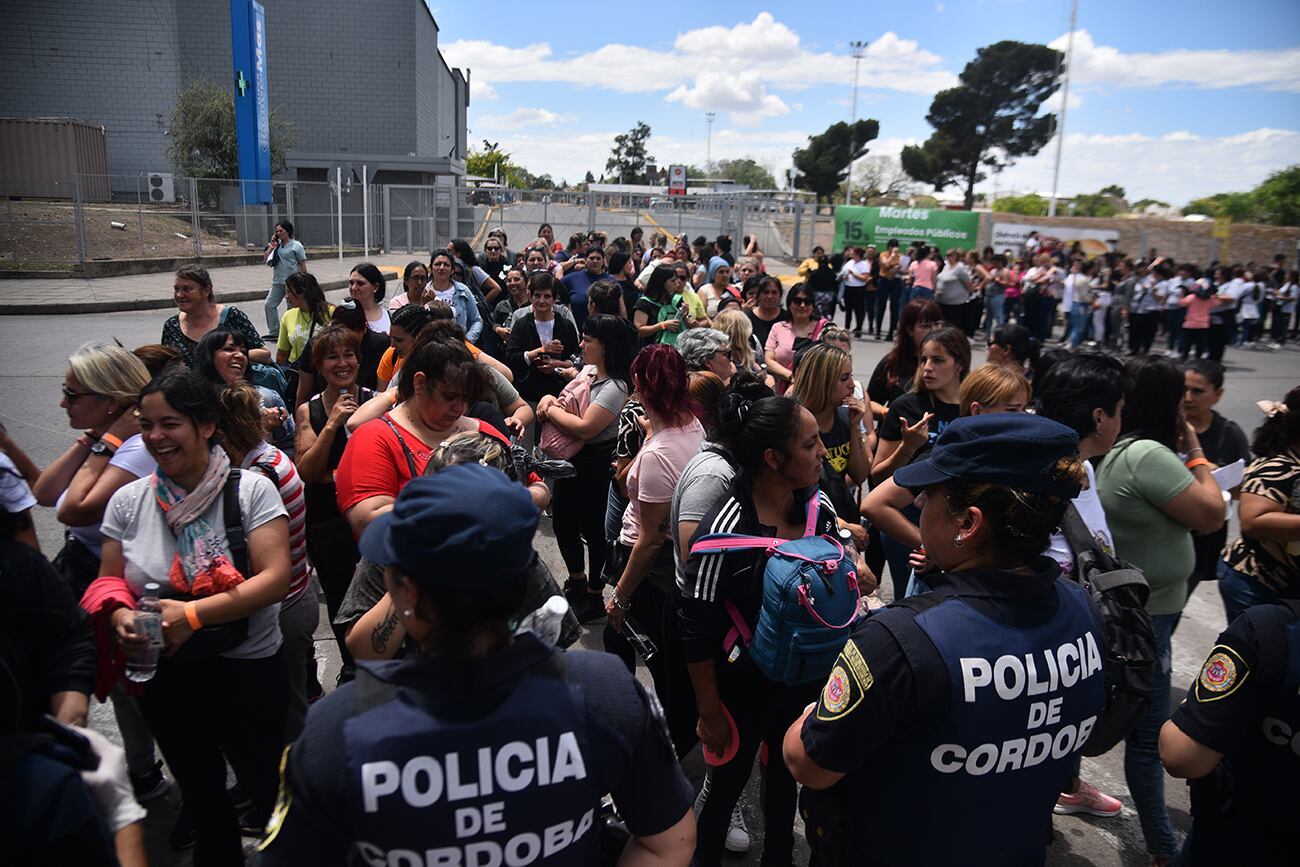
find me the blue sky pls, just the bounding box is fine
[430,0,1300,205]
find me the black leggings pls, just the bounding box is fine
[1129,311,1161,354]
[695,654,820,866]
[306,513,359,671]
[843,283,867,333]
[140,651,288,867]
[553,439,616,587]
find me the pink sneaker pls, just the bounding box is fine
[1054,779,1122,817]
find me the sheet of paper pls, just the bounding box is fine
[1211,459,1245,492]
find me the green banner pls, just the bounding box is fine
[834,206,980,254]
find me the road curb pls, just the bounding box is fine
[0,278,353,315]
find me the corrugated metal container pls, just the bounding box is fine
[0,117,110,201]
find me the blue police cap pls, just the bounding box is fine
[359,463,539,589]
[892,413,1082,499]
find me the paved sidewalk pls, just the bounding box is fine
[0,253,422,314]
[0,254,802,314]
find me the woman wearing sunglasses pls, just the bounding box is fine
[764,283,826,395]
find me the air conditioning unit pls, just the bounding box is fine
[147,172,175,203]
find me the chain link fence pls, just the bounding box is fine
[2,176,825,269]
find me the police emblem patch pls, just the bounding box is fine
[823,666,851,714]
[1194,645,1249,702]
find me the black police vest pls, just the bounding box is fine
[1223,603,1300,824]
[343,656,603,865]
[858,580,1105,866]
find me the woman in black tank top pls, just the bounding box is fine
[292,324,374,679]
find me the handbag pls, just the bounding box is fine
[169,469,251,660]
[539,366,595,460]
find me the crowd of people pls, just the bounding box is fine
[1,219,1297,867]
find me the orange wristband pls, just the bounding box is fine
[100,432,124,450]
[1185,457,1211,470]
[184,601,203,630]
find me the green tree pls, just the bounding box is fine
[1131,198,1170,212]
[791,119,880,202]
[1252,165,1300,226]
[1182,192,1258,221]
[167,79,294,180]
[583,171,596,185]
[605,122,655,184]
[714,158,778,190]
[901,41,1061,209]
[1098,184,1126,199]
[991,193,1049,216]
[1071,193,1122,218]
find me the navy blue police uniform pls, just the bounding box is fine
[254,464,692,866]
[1167,599,1300,864]
[798,413,1109,866]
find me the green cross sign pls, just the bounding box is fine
[236,70,249,97]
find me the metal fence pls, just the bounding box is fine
[2,176,827,268]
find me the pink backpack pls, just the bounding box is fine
[539,365,595,459]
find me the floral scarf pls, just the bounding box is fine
[152,445,245,597]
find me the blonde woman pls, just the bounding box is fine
[790,342,871,548]
[957,363,1031,417]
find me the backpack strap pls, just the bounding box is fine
[1059,503,1097,561]
[722,598,753,652]
[381,415,420,478]
[803,494,822,537]
[223,469,250,578]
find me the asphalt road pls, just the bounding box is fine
[2,303,1296,866]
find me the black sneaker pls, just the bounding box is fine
[564,577,606,624]
[170,802,197,851]
[129,760,171,801]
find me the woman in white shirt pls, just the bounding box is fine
[838,246,872,337]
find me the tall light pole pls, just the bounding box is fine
[705,112,716,172]
[1048,0,1077,217]
[845,40,868,206]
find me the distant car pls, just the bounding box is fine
[468,189,493,205]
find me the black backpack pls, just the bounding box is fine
[1060,503,1158,756]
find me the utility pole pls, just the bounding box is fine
[705,112,716,172]
[1048,0,1077,218]
[845,40,868,206]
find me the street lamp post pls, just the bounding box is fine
[845,40,868,206]
[705,112,716,173]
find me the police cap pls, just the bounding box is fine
[893,413,1082,499]
[359,463,539,588]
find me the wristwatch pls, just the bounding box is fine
[89,439,117,457]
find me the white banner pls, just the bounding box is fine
[992,223,1119,258]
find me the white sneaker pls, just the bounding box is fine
[725,803,751,853]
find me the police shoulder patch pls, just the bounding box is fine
[815,641,873,721]
[1194,644,1250,702]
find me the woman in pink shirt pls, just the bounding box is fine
[908,245,940,301]
[604,345,704,749]
[1179,269,1226,359]
[765,283,828,395]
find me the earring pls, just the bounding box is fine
[953,534,964,548]
[401,609,413,618]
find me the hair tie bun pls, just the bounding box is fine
[734,399,751,427]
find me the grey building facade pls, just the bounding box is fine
[0,0,469,190]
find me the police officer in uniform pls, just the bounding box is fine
[783,414,1108,866]
[255,464,695,866]
[1159,598,1300,864]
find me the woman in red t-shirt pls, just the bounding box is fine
[334,337,502,536]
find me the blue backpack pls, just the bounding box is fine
[690,497,862,685]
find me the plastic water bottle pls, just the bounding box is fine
[516,595,570,648]
[126,583,164,682]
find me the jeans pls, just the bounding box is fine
[695,653,819,866]
[108,685,159,776]
[908,285,934,303]
[1124,611,1181,860]
[866,288,886,335]
[982,291,1005,333]
[279,586,322,742]
[1217,560,1275,624]
[140,650,288,867]
[604,481,629,566]
[1066,301,1092,347]
[264,282,286,335]
[553,439,616,588]
[880,277,905,338]
[1164,308,1185,352]
[879,504,920,601]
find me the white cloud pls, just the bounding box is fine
[988,127,1299,206]
[470,78,497,101]
[1050,30,1300,92]
[476,108,573,129]
[1041,90,1083,112]
[442,13,958,126]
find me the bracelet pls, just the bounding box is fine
[1185,446,1205,456]
[184,601,204,630]
[75,434,96,448]
[100,432,124,450]
[1185,457,1211,470]
[611,592,631,612]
